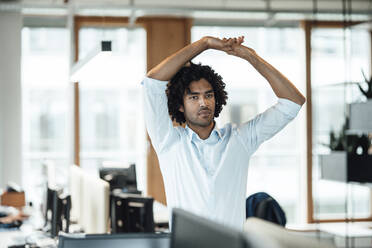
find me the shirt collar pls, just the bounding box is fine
[185,122,222,141]
[213,124,223,139]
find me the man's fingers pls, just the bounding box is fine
[226,38,235,46]
[240,36,244,44]
[226,50,237,56]
[238,36,245,44]
[220,36,245,54]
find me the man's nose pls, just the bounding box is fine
[199,96,207,106]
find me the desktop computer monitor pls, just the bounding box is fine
[110,192,154,233]
[69,165,83,224]
[58,233,170,248]
[82,174,110,234]
[99,164,139,194]
[53,193,71,237]
[43,160,57,189]
[44,187,71,237]
[171,208,247,248]
[45,187,56,228]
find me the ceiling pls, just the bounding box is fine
[0,0,371,25]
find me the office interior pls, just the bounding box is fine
[0,0,372,247]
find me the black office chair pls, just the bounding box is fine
[245,192,286,227]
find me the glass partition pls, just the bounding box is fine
[311,28,371,219]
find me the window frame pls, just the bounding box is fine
[302,20,372,223]
[73,16,130,165]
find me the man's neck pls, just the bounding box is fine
[187,121,215,140]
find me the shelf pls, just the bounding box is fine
[319,152,372,183]
[348,100,372,133]
[319,152,347,182]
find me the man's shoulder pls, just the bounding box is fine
[142,76,168,94]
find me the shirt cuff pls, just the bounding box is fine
[276,98,302,118]
[141,76,168,94]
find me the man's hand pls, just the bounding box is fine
[218,37,306,105]
[147,35,245,81]
[203,36,245,54]
[221,36,257,59]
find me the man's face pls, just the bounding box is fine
[179,78,216,128]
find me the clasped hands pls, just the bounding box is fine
[203,36,251,57]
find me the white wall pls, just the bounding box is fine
[0,12,22,189]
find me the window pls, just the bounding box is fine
[192,26,306,224]
[78,27,147,191]
[21,27,70,207]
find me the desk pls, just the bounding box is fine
[0,230,24,248]
[153,201,169,225]
[319,222,372,248]
[0,201,168,248]
[287,222,372,248]
[0,224,56,248]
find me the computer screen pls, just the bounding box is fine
[99,164,139,193]
[43,160,57,189]
[171,208,247,248]
[44,187,71,237]
[110,192,154,233]
[82,174,110,234]
[58,233,170,248]
[69,165,83,224]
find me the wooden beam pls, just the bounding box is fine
[141,17,191,205]
[74,16,129,27]
[370,30,372,217]
[370,30,372,75]
[73,16,80,166]
[304,20,364,29]
[301,20,314,223]
[314,218,372,223]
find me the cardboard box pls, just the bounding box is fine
[0,191,25,208]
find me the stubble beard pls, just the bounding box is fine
[187,112,214,128]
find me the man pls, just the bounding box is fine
[142,36,305,230]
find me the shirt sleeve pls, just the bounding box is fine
[142,76,179,154]
[238,98,302,154]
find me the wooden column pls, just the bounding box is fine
[73,16,80,166]
[301,20,314,223]
[370,30,372,216]
[370,30,372,75]
[139,17,192,205]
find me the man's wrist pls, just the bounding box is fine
[200,37,210,51]
[236,45,256,60]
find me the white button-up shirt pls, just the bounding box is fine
[142,76,301,230]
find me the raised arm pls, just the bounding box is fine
[228,38,306,106]
[147,36,241,81]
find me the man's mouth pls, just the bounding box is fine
[198,110,211,116]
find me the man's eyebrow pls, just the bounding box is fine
[187,90,214,95]
[187,91,200,95]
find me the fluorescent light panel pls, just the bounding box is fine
[70,40,112,83]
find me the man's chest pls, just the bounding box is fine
[172,136,249,178]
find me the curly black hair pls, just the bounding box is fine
[166,62,228,125]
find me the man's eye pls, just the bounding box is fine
[206,94,214,98]
[190,96,198,100]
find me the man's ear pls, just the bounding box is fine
[179,105,184,113]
